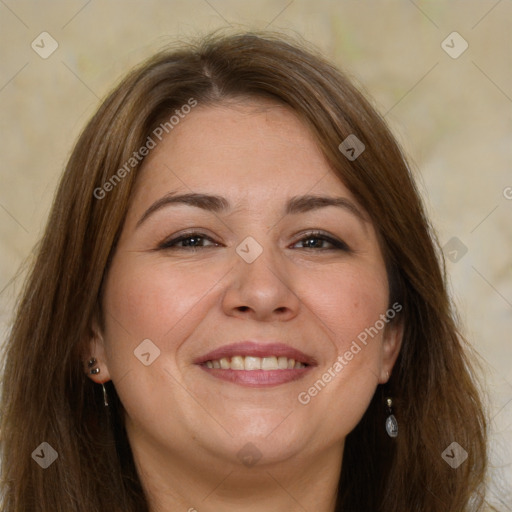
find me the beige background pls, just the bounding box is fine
[0,0,511,506]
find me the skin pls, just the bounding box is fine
[87,99,402,512]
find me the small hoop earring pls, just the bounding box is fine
[385,397,398,438]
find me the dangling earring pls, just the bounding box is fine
[385,397,398,438]
[88,358,108,407]
[102,383,109,407]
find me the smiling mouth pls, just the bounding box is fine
[197,354,312,388]
[194,341,315,387]
[203,355,308,370]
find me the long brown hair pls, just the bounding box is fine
[0,30,491,511]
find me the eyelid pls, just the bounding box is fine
[156,230,221,250]
[156,229,351,252]
[291,230,351,251]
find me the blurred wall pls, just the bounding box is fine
[0,0,511,505]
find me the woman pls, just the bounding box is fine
[0,31,491,511]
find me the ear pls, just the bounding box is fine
[378,317,404,384]
[83,318,112,384]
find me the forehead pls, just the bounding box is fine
[131,99,355,209]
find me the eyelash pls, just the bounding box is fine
[158,231,351,252]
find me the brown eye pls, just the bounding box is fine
[293,232,350,251]
[159,233,219,250]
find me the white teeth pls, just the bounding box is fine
[277,356,288,369]
[262,356,278,370]
[204,355,307,370]
[244,356,261,370]
[230,355,245,370]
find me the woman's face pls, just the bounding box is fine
[90,99,402,475]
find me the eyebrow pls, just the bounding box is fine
[136,192,368,229]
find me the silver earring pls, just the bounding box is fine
[385,397,398,438]
[102,383,109,407]
[88,358,100,375]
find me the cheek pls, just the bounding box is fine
[101,255,225,369]
[294,264,388,434]
[106,257,215,332]
[299,263,389,351]
[99,256,228,432]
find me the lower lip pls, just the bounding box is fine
[197,365,312,387]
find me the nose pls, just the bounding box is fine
[221,243,300,322]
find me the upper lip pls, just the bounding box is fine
[193,341,317,366]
